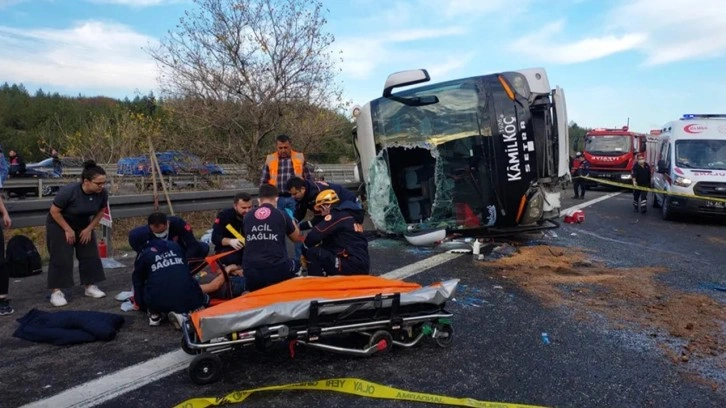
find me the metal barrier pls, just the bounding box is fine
[3,163,358,198]
[5,183,362,229]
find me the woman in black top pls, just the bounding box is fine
[46,161,108,307]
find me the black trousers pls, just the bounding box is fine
[305,247,368,276]
[46,222,105,289]
[573,178,586,197]
[633,190,648,208]
[0,227,7,295]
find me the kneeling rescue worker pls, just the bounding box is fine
[303,189,370,276]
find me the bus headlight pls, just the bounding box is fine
[620,174,632,180]
[674,176,692,187]
[520,193,543,225]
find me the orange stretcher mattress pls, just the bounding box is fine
[190,275,458,342]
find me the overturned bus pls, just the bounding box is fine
[352,68,571,241]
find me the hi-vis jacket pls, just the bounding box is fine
[264,151,305,187]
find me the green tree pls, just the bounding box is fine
[568,121,590,154]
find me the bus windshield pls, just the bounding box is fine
[370,79,489,146]
[584,135,631,155]
[676,140,726,170]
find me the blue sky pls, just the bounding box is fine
[0,0,724,132]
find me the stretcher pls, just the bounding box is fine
[179,275,459,385]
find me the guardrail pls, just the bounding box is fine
[2,163,359,197]
[5,182,362,228]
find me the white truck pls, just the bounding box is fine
[651,114,726,219]
[352,68,570,241]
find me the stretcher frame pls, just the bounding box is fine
[179,285,456,385]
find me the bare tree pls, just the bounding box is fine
[149,0,344,182]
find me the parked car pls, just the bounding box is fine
[2,155,63,198]
[116,151,223,176]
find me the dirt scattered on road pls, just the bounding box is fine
[486,245,726,364]
[706,236,726,246]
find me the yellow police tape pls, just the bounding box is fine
[225,224,246,245]
[578,176,726,204]
[174,378,547,408]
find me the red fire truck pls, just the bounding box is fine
[581,126,648,185]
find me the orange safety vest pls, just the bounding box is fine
[265,151,305,186]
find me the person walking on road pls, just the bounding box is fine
[571,152,590,199]
[0,179,14,316]
[46,160,108,307]
[632,153,651,213]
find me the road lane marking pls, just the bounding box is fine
[562,192,622,214]
[382,252,462,280]
[20,252,462,408]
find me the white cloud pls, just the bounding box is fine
[607,0,726,66]
[336,26,467,80]
[0,21,159,95]
[510,19,647,64]
[427,51,476,78]
[428,0,532,19]
[0,0,25,9]
[511,0,726,66]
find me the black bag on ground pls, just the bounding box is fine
[5,235,43,278]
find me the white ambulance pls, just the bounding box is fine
[651,114,726,219]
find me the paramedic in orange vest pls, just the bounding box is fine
[259,134,313,262]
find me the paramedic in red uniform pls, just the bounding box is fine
[242,184,304,291]
[303,189,370,276]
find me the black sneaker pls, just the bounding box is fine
[0,298,14,316]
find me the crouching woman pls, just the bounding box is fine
[46,160,108,307]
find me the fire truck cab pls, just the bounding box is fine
[582,126,647,185]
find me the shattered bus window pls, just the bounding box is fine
[355,68,570,237]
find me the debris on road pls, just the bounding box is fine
[488,245,726,381]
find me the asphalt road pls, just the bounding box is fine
[1,189,725,408]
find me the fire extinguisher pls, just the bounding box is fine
[98,239,107,258]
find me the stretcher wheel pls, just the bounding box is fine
[189,353,223,385]
[434,325,454,348]
[367,330,393,354]
[181,336,200,355]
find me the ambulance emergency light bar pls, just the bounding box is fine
[681,114,726,120]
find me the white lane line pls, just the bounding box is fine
[21,252,462,408]
[21,350,193,408]
[382,252,462,280]
[562,191,622,214]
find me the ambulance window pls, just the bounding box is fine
[664,144,671,167]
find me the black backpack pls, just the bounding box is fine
[5,235,43,278]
